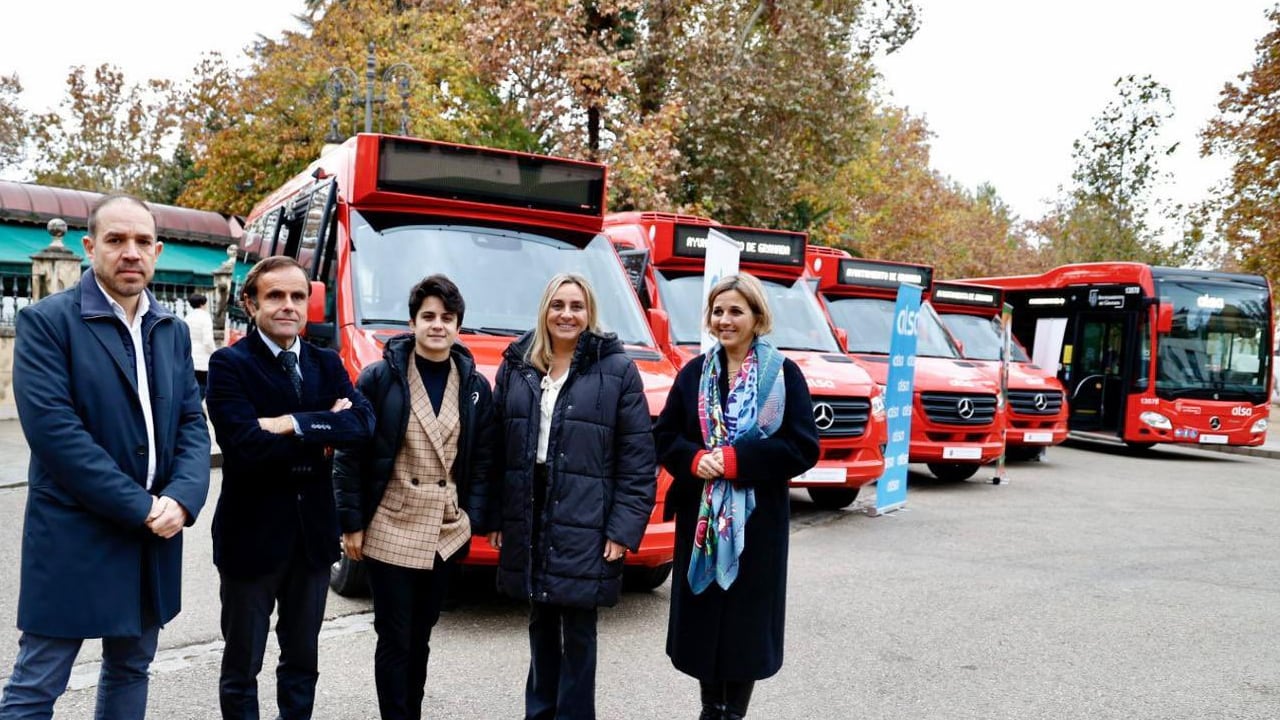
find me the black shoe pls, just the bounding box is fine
[699,706,725,720]
[723,680,754,719]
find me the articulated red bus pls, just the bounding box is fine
[232,134,678,593]
[603,213,887,509]
[806,247,1006,481]
[969,263,1273,449]
[931,281,1069,460]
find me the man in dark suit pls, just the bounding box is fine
[0,194,211,719]
[206,256,374,720]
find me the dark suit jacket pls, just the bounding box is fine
[207,330,374,579]
[13,269,211,638]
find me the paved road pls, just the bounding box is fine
[0,440,1277,718]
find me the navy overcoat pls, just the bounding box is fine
[13,270,211,638]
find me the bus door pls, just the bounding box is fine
[1067,313,1131,432]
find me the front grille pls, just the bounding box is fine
[811,396,871,438]
[1007,389,1064,416]
[920,392,998,425]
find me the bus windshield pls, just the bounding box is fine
[349,210,654,346]
[656,272,840,353]
[825,296,960,358]
[1154,277,1271,403]
[939,313,1030,362]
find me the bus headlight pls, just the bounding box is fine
[1139,411,1172,430]
[1251,418,1268,434]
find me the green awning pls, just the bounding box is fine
[0,222,250,283]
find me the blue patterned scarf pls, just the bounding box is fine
[689,338,786,593]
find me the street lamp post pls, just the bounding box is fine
[325,42,416,142]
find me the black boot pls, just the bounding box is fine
[699,681,725,720]
[722,680,754,720]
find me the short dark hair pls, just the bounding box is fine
[188,293,207,308]
[88,193,155,237]
[408,274,465,325]
[241,256,308,304]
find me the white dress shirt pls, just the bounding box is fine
[536,370,568,464]
[93,274,156,490]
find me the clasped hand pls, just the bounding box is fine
[258,397,354,435]
[695,448,726,480]
[145,495,187,539]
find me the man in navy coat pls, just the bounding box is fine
[206,255,374,720]
[0,194,211,719]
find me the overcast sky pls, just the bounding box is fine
[4,1,1276,225]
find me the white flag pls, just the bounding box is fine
[701,228,741,354]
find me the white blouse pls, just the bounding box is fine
[536,370,568,463]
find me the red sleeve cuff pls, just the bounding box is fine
[691,450,708,477]
[721,446,739,480]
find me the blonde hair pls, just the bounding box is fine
[528,273,601,373]
[703,272,773,337]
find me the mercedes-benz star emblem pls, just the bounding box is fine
[956,397,975,420]
[1033,393,1048,411]
[813,402,836,431]
[1209,416,1221,430]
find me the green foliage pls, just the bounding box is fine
[0,74,25,173]
[1034,75,1185,266]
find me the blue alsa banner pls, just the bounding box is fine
[875,283,922,515]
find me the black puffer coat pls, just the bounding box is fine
[332,335,498,545]
[493,330,656,609]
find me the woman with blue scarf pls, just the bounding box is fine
[654,273,820,720]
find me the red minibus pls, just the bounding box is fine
[930,281,1069,459]
[603,212,887,509]
[806,247,1006,481]
[232,134,678,593]
[968,263,1273,449]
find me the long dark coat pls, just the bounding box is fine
[207,330,375,579]
[493,330,656,609]
[12,270,211,638]
[332,334,498,539]
[653,350,819,681]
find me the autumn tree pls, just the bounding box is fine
[1201,5,1280,288]
[179,0,527,215]
[28,65,177,196]
[1033,74,1185,266]
[807,106,1037,278]
[0,74,26,173]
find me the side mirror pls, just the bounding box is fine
[648,307,671,350]
[833,327,848,353]
[301,281,336,346]
[1156,301,1173,333]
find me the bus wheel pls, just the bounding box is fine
[1124,441,1156,453]
[927,463,980,482]
[624,563,673,592]
[1005,446,1046,462]
[329,556,371,597]
[807,487,860,510]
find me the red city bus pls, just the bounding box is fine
[232,134,678,593]
[806,247,1006,481]
[968,263,1273,450]
[931,281,1069,460]
[603,212,887,509]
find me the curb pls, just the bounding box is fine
[1192,443,1280,461]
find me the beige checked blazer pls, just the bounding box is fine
[362,359,471,569]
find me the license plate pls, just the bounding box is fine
[942,447,983,460]
[1198,434,1228,444]
[793,467,848,484]
[1022,432,1053,443]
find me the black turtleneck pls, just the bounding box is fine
[414,354,451,414]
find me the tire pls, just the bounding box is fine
[1124,441,1156,453]
[807,486,860,510]
[623,563,673,592]
[329,555,371,597]
[927,462,980,482]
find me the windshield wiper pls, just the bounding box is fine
[775,345,830,353]
[361,318,409,326]
[460,326,523,336]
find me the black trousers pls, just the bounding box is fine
[218,549,329,720]
[525,603,598,720]
[365,555,452,720]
